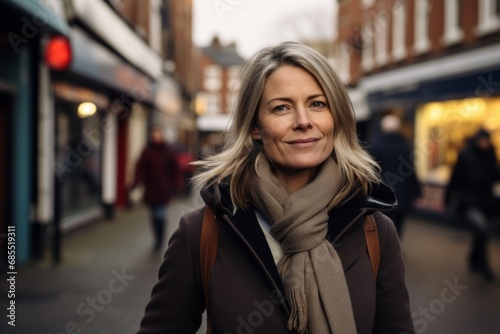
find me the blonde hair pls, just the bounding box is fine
[192,41,380,209]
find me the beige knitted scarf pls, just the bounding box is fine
[250,156,357,334]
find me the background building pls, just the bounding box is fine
[0,0,71,265]
[162,0,197,154]
[335,0,500,215]
[0,0,194,264]
[195,36,244,156]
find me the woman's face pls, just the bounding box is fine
[252,65,334,175]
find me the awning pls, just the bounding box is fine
[3,0,70,36]
[71,0,163,79]
[196,114,232,132]
[69,27,156,104]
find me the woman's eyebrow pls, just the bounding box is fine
[264,94,326,106]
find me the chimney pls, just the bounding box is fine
[211,35,221,48]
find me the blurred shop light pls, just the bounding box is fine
[77,102,97,118]
[45,36,72,70]
[458,98,486,118]
[195,93,207,116]
[422,98,488,126]
[485,101,500,131]
[428,103,443,122]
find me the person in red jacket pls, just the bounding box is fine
[132,126,179,251]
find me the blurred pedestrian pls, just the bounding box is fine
[138,42,414,333]
[173,144,195,197]
[132,126,179,251]
[369,114,421,237]
[445,128,500,282]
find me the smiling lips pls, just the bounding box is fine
[286,138,320,147]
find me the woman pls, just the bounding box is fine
[138,42,415,333]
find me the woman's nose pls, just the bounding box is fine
[292,108,313,131]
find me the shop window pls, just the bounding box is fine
[475,0,500,35]
[338,42,351,83]
[392,0,407,61]
[55,100,102,219]
[414,97,500,212]
[415,97,500,187]
[361,22,374,71]
[413,0,431,54]
[442,0,464,46]
[149,0,162,52]
[375,12,388,66]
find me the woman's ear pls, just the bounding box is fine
[251,126,261,140]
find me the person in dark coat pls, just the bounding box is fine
[133,126,179,251]
[369,114,421,237]
[445,128,500,282]
[138,42,415,333]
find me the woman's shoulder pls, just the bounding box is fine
[370,211,400,245]
[171,207,206,251]
[373,211,400,253]
[179,207,206,234]
[181,206,205,222]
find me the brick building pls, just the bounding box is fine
[335,0,500,214]
[0,0,191,263]
[161,0,198,154]
[195,37,244,156]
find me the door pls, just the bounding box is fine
[0,92,12,248]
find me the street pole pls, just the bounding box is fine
[52,106,61,264]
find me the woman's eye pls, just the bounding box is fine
[272,105,287,112]
[311,101,327,108]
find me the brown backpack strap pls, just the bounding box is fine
[364,214,380,278]
[200,205,218,334]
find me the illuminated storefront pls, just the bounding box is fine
[365,53,500,215]
[414,97,500,212]
[53,84,109,228]
[416,97,500,184]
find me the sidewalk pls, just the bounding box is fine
[2,191,207,334]
[401,217,500,334]
[2,191,500,334]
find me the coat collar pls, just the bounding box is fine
[201,181,397,240]
[200,182,397,303]
[328,183,396,242]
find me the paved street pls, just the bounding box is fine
[402,216,500,334]
[2,190,500,334]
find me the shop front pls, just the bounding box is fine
[49,25,158,231]
[52,83,110,230]
[0,0,70,264]
[415,96,500,212]
[367,65,500,216]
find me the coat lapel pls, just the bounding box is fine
[328,199,366,272]
[222,209,286,302]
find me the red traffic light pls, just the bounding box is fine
[45,36,72,70]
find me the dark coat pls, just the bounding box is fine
[445,132,500,215]
[133,142,179,206]
[138,182,415,334]
[369,133,421,213]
